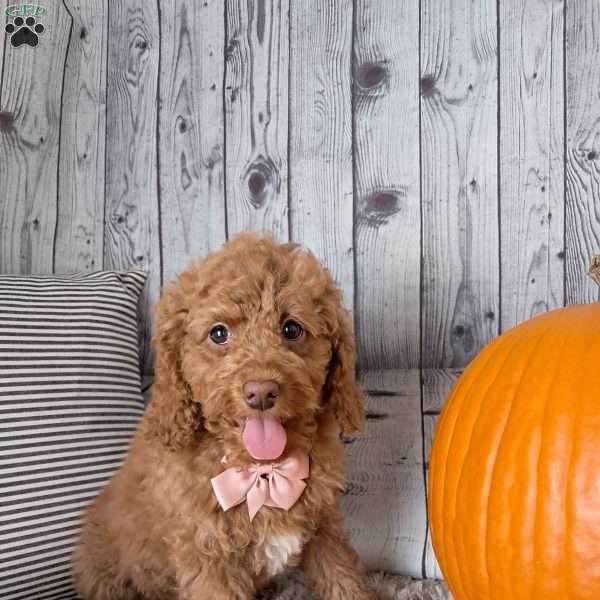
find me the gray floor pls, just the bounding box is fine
[258,570,451,599]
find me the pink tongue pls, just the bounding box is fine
[242,417,287,460]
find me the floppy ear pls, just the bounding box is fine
[322,306,365,436]
[145,283,204,450]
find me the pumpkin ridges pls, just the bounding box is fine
[564,381,581,598]
[529,319,577,597]
[432,333,526,596]
[533,305,600,597]
[432,310,572,598]
[442,323,546,598]
[432,334,515,597]
[473,319,561,600]
[428,334,508,589]
[567,315,600,597]
[484,321,567,600]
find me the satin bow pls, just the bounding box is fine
[211,453,309,521]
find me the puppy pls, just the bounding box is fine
[73,234,375,600]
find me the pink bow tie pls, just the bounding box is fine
[211,453,309,521]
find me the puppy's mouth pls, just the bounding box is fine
[241,416,287,461]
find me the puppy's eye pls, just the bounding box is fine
[209,324,230,345]
[282,320,304,341]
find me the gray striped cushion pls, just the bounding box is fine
[0,270,147,600]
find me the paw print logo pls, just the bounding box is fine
[5,16,44,47]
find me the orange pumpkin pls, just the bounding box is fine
[428,298,600,599]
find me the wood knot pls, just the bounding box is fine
[365,411,388,421]
[362,190,404,226]
[0,112,14,131]
[420,75,437,97]
[245,160,276,208]
[356,62,388,90]
[588,150,597,161]
[225,39,237,60]
[248,172,266,195]
[80,27,87,39]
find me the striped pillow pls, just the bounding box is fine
[0,270,147,600]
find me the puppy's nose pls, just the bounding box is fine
[243,380,280,411]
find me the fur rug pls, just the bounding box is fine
[258,570,452,599]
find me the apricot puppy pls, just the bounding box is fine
[73,234,374,600]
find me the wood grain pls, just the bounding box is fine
[420,0,499,368]
[288,0,354,312]
[55,0,108,273]
[499,0,564,330]
[565,0,600,304]
[420,368,463,578]
[343,369,426,577]
[422,368,462,414]
[423,411,443,579]
[158,0,227,285]
[225,0,289,241]
[104,0,160,373]
[0,0,71,273]
[353,0,420,369]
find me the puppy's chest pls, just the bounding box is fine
[259,533,304,576]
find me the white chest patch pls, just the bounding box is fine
[263,534,303,576]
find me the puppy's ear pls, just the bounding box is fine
[322,305,365,436]
[145,283,203,450]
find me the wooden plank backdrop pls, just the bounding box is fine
[1,0,599,581]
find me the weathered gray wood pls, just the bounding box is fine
[158,0,227,285]
[499,0,564,330]
[343,369,426,578]
[104,0,161,373]
[354,0,420,369]
[225,0,289,241]
[421,368,462,578]
[422,368,461,414]
[0,0,71,273]
[55,0,108,273]
[566,0,600,304]
[420,0,499,368]
[288,0,354,312]
[423,412,443,580]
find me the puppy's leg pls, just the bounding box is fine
[72,538,139,600]
[176,559,255,600]
[301,518,375,600]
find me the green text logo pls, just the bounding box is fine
[4,4,46,17]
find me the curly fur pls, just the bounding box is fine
[72,234,374,600]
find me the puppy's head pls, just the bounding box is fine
[146,233,364,460]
